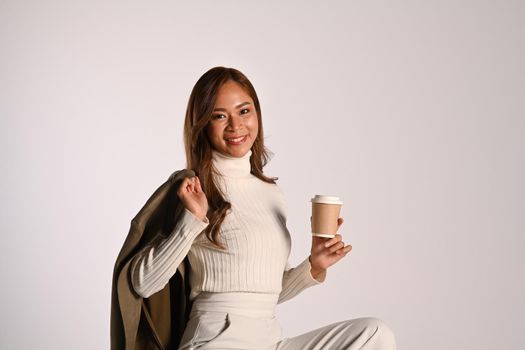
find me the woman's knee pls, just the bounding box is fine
[349,317,396,348]
[364,317,396,349]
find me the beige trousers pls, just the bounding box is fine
[177,292,396,350]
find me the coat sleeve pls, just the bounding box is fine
[277,255,326,304]
[130,207,209,298]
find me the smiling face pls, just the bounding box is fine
[206,80,259,158]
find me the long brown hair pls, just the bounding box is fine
[183,66,278,249]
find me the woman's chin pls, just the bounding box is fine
[223,147,250,158]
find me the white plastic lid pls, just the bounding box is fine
[310,195,343,205]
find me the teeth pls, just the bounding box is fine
[227,136,245,142]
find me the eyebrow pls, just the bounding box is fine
[213,102,251,112]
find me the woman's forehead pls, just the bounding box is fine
[214,83,253,109]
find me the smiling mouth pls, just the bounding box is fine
[225,135,247,144]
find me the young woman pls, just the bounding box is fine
[130,67,396,349]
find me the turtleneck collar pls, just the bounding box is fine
[211,149,253,179]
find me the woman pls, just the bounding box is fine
[130,67,396,349]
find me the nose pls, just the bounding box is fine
[226,114,244,132]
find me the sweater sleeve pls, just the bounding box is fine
[130,207,209,298]
[277,255,326,304]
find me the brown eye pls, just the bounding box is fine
[240,108,249,115]
[212,114,225,120]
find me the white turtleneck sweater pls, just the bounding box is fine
[130,149,326,303]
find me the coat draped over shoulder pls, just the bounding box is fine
[111,169,196,350]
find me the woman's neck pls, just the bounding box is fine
[211,149,253,179]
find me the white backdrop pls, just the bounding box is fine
[1,1,524,349]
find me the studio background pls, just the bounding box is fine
[1,1,524,349]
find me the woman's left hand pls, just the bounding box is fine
[309,217,352,277]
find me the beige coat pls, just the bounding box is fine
[111,169,196,350]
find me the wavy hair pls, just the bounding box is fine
[183,66,277,249]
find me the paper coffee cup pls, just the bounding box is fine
[311,195,343,238]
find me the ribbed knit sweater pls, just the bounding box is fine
[130,149,326,303]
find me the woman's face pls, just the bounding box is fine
[206,80,259,158]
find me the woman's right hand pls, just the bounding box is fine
[176,176,209,222]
